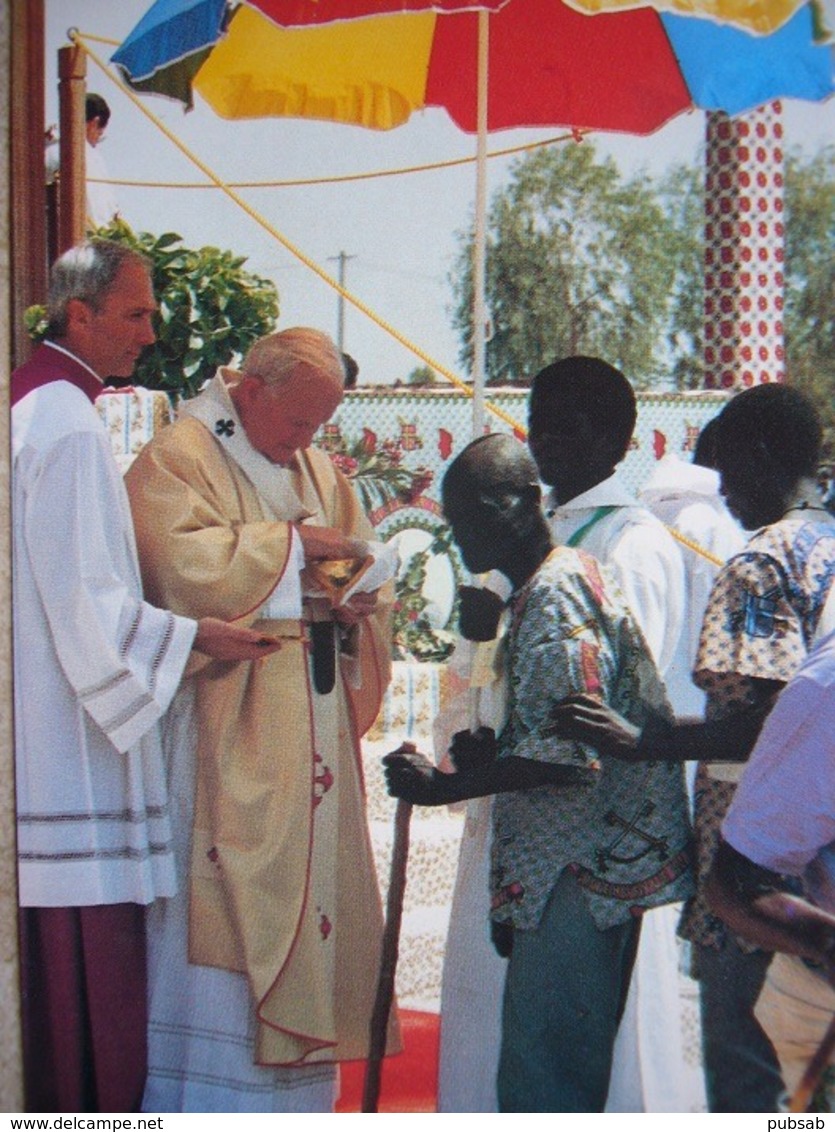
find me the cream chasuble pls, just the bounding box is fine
[125,371,395,1067]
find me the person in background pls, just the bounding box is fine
[438,357,695,1113]
[85,93,120,228]
[638,418,745,801]
[12,239,280,1112]
[125,328,397,1112]
[554,383,835,1111]
[342,352,359,389]
[706,625,835,1109]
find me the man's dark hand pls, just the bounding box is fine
[458,586,504,642]
[383,743,456,807]
[549,694,642,759]
[449,727,497,773]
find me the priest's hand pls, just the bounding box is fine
[335,589,379,626]
[193,617,282,660]
[458,585,503,641]
[296,523,368,561]
[383,742,457,807]
[549,693,642,759]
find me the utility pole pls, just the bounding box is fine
[327,251,355,353]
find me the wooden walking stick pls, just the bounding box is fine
[362,789,414,1113]
[788,1012,835,1112]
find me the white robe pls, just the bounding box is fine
[639,455,745,722]
[438,471,705,1112]
[135,373,389,1112]
[12,356,195,908]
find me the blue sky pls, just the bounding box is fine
[45,0,835,386]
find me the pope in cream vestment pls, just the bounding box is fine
[125,371,395,1109]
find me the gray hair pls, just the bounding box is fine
[241,328,345,392]
[46,240,151,338]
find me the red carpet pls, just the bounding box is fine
[336,1009,440,1113]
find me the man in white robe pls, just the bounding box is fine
[12,240,280,1112]
[438,357,699,1112]
[124,329,396,1112]
[638,436,745,729]
[85,94,119,228]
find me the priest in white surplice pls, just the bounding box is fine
[12,240,282,1113]
[124,329,397,1112]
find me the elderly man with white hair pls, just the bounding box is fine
[125,328,395,1112]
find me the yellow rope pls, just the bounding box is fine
[666,526,726,568]
[85,131,587,190]
[74,30,526,434]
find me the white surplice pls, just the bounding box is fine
[12,352,196,908]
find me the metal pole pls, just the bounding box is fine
[328,251,355,353]
[471,8,489,441]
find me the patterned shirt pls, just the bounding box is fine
[679,517,835,950]
[490,546,693,932]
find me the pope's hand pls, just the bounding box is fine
[335,589,379,625]
[296,524,368,561]
[193,617,282,660]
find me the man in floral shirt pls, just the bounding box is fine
[384,434,692,1112]
[554,384,835,1112]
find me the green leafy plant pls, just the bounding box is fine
[27,219,279,398]
[391,530,457,663]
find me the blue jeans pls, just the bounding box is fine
[497,870,641,1112]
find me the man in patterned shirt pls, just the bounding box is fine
[553,384,835,1111]
[384,433,692,1112]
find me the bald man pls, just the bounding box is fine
[125,329,396,1112]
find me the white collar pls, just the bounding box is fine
[179,368,313,522]
[639,454,721,501]
[546,471,637,515]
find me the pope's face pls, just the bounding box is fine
[237,366,343,465]
[72,261,157,379]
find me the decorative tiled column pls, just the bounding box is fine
[703,101,786,390]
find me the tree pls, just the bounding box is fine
[450,141,680,386]
[657,162,705,391]
[406,364,437,386]
[783,145,835,454]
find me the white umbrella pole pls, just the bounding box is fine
[471,8,489,441]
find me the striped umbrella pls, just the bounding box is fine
[111,0,834,432]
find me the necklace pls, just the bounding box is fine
[782,500,831,517]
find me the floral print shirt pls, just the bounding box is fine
[680,517,835,950]
[491,546,693,932]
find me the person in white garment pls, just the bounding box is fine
[638,422,745,799]
[12,239,281,1113]
[438,356,699,1112]
[124,328,397,1113]
[707,627,835,1109]
[85,94,120,228]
